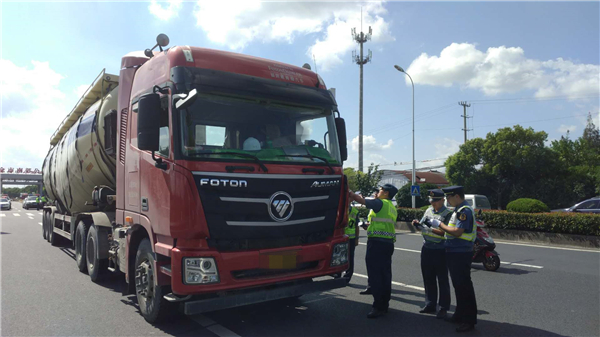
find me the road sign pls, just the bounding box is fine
[410,185,420,196]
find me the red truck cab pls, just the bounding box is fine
[115,42,351,321]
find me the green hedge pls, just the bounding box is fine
[507,198,550,213]
[357,206,600,236]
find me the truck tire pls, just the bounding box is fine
[75,221,90,273]
[42,212,48,240]
[135,238,175,323]
[45,212,52,243]
[86,225,108,282]
[49,212,60,246]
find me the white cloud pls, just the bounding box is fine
[558,124,577,133]
[148,0,182,21]
[351,135,393,152]
[192,1,394,71]
[1,59,70,169]
[74,84,89,98]
[406,43,600,99]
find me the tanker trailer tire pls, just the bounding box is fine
[45,212,51,243]
[86,225,108,282]
[135,238,175,323]
[42,212,48,240]
[49,212,60,246]
[75,221,90,273]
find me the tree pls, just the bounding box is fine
[343,167,358,192]
[582,112,600,149]
[354,163,383,197]
[396,183,439,208]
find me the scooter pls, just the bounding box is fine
[472,210,501,271]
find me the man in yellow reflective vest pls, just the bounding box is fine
[349,183,398,318]
[437,186,478,333]
[343,196,360,282]
[412,189,452,319]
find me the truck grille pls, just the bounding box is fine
[231,261,319,280]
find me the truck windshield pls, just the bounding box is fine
[177,93,341,165]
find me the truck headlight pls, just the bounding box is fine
[184,257,219,285]
[330,242,348,267]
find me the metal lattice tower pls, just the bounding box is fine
[352,16,372,172]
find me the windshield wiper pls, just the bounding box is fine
[276,154,334,174]
[188,151,268,172]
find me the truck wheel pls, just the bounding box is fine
[135,238,174,323]
[49,212,60,246]
[42,212,48,240]
[75,221,90,273]
[86,225,108,282]
[45,212,52,243]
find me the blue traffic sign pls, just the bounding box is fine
[410,185,420,196]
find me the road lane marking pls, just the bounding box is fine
[500,262,543,269]
[26,213,34,216]
[360,242,544,268]
[38,222,42,226]
[495,240,600,253]
[354,273,425,291]
[13,213,20,217]
[191,315,241,337]
[0,214,5,217]
[358,242,421,253]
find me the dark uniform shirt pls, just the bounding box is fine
[445,201,474,253]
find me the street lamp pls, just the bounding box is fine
[394,65,416,208]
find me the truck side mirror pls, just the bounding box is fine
[335,117,348,162]
[137,93,161,152]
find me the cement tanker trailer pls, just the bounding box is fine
[42,34,350,323]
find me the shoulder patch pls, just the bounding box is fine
[459,213,467,221]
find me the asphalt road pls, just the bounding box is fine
[1,202,599,336]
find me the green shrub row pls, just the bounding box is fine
[506,198,550,213]
[355,206,600,236]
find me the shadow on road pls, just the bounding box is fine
[472,265,537,275]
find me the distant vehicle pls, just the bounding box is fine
[0,198,11,210]
[23,196,39,210]
[19,193,29,199]
[445,194,492,211]
[551,197,600,214]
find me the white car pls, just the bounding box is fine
[0,198,12,210]
[445,194,491,211]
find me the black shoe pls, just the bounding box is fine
[436,308,447,319]
[456,323,475,333]
[444,315,461,324]
[367,308,386,318]
[419,306,436,314]
[360,287,372,295]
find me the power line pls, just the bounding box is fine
[419,113,590,131]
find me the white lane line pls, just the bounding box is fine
[360,242,545,269]
[495,240,600,253]
[359,242,421,253]
[38,212,43,215]
[13,213,20,217]
[26,213,34,216]
[38,222,43,226]
[0,214,5,217]
[190,315,241,337]
[354,273,425,291]
[302,295,338,304]
[500,261,543,269]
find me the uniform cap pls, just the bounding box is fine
[428,189,445,200]
[380,183,398,198]
[442,186,464,196]
[243,137,261,151]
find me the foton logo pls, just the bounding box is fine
[200,179,248,187]
[310,180,340,188]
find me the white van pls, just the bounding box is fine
[445,194,491,210]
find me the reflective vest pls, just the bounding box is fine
[367,199,397,242]
[421,206,451,244]
[345,207,359,239]
[445,205,476,242]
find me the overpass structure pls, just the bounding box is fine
[0,173,43,195]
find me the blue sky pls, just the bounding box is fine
[1,0,599,172]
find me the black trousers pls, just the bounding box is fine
[366,239,394,310]
[421,246,450,310]
[344,238,356,279]
[447,251,477,325]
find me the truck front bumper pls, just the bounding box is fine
[183,277,347,315]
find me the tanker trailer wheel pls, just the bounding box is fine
[42,212,48,240]
[135,238,175,323]
[49,212,60,246]
[45,212,52,243]
[75,221,90,273]
[86,225,108,282]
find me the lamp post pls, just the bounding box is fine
[394,65,416,208]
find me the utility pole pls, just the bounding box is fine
[459,101,471,143]
[352,9,372,172]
